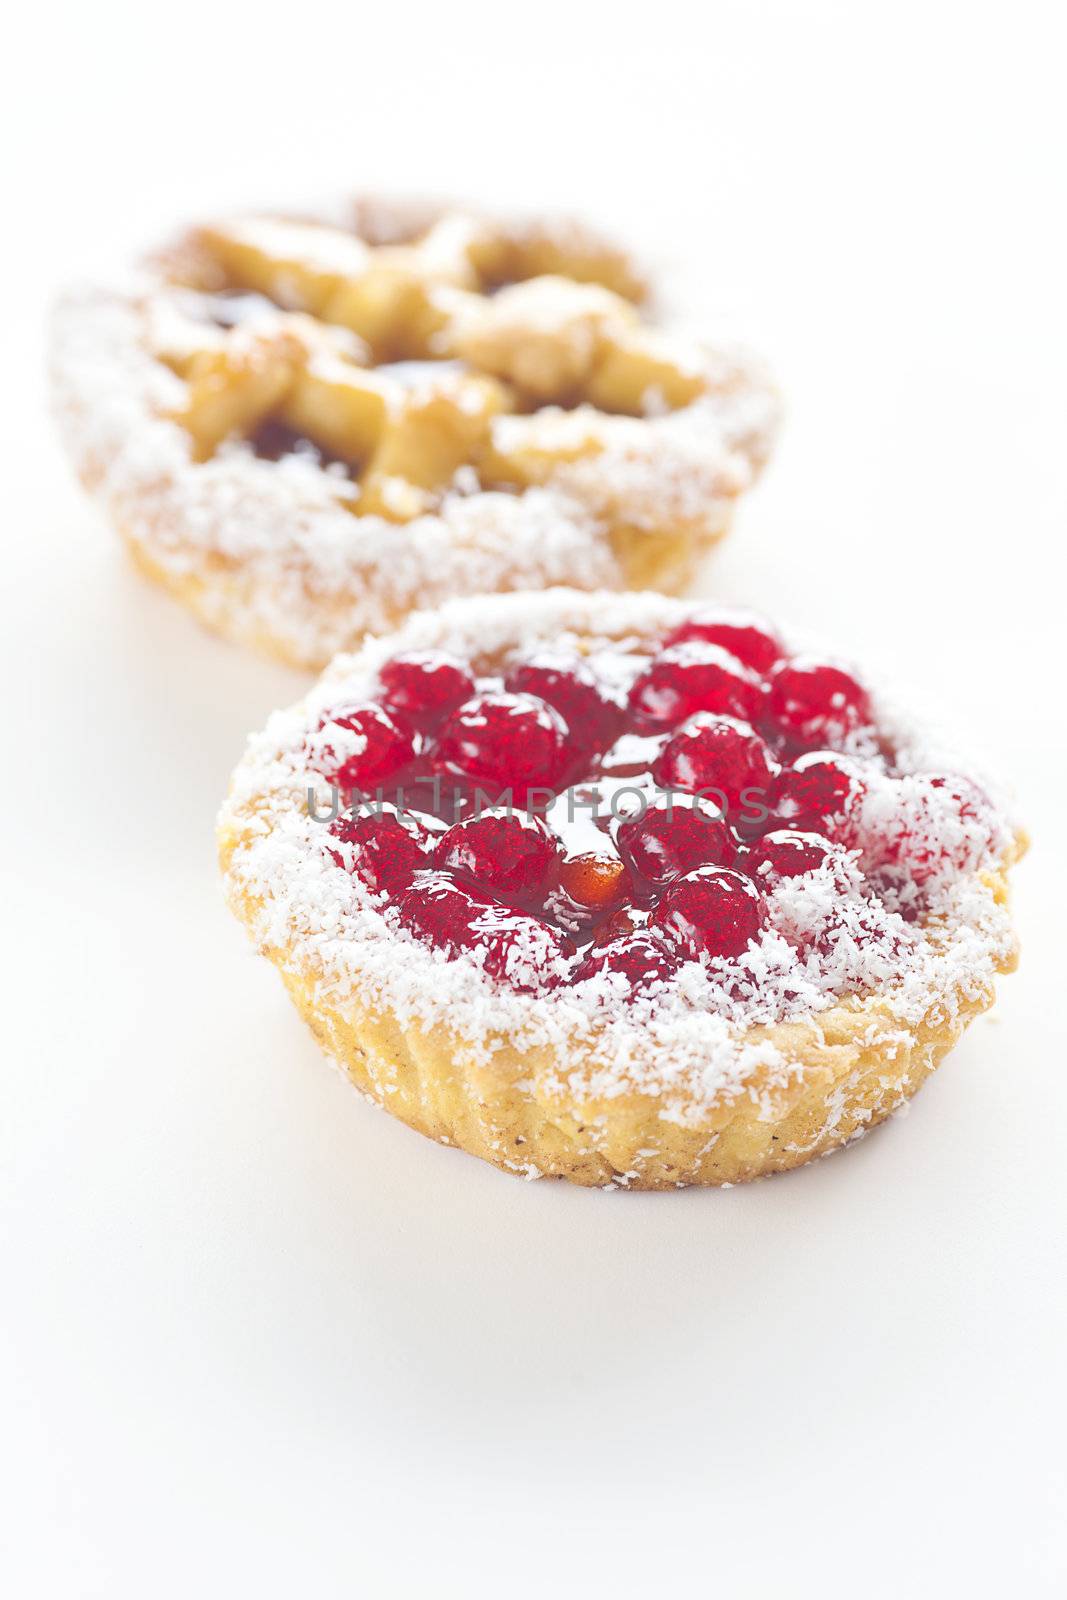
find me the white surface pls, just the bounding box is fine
[3,3,1065,1595]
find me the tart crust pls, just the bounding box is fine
[218,589,1023,1188]
[51,199,778,671]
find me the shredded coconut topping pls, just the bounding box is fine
[218,589,1021,1116]
[49,202,779,669]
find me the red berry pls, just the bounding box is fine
[764,753,865,839]
[573,932,679,990]
[379,651,474,729]
[326,805,431,892]
[615,793,733,886]
[651,866,767,961]
[745,829,835,884]
[472,910,573,992]
[396,872,485,953]
[505,653,621,754]
[664,607,783,673]
[654,714,776,823]
[313,703,417,790]
[397,875,569,991]
[432,691,570,802]
[628,641,765,730]
[434,809,560,899]
[864,773,995,886]
[766,657,873,750]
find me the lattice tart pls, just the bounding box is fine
[219,589,1023,1188]
[51,199,777,670]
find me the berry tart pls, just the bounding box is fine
[51,198,777,670]
[218,589,1023,1188]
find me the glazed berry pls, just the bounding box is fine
[326,805,430,892]
[766,657,873,750]
[314,703,417,790]
[434,810,560,899]
[473,912,573,992]
[651,866,767,961]
[615,793,732,887]
[432,691,570,802]
[664,607,783,674]
[745,829,835,883]
[628,641,765,730]
[505,653,622,754]
[396,872,486,954]
[397,874,569,990]
[654,714,776,822]
[379,650,474,729]
[573,932,679,990]
[558,852,631,912]
[764,753,865,839]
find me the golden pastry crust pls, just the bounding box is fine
[50,199,778,671]
[217,589,1023,1188]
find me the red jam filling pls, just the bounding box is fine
[314,607,997,1002]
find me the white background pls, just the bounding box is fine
[3,2,1065,1594]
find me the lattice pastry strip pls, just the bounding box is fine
[51,197,779,667]
[159,218,730,518]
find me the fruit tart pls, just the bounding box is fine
[50,198,777,669]
[218,588,1023,1188]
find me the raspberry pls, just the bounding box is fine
[397,874,570,991]
[314,703,417,790]
[764,753,865,839]
[654,714,776,824]
[650,866,767,960]
[615,793,733,886]
[326,805,431,892]
[433,691,570,802]
[745,829,835,884]
[505,653,622,754]
[434,810,560,898]
[573,932,678,990]
[766,657,872,750]
[379,651,474,729]
[664,607,783,674]
[628,641,765,730]
[864,773,995,887]
[396,872,485,953]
